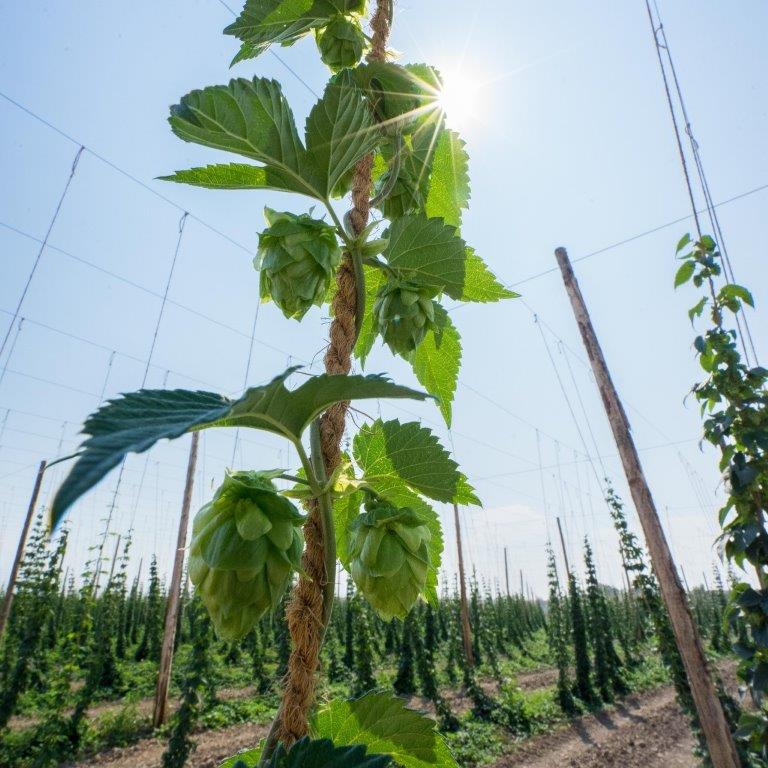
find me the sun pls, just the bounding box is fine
[438,67,481,132]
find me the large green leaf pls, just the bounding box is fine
[424,129,469,229]
[224,0,353,64]
[352,419,478,505]
[406,305,460,426]
[383,215,466,296]
[158,163,304,194]
[312,693,457,768]
[50,390,233,529]
[305,72,380,198]
[452,249,518,303]
[220,737,389,768]
[167,78,323,200]
[51,369,431,527]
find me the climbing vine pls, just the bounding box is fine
[675,233,768,760]
[48,1,513,765]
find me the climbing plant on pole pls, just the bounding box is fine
[675,233,768,760]
[48,1,514,765]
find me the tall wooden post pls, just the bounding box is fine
[503,547,511,596]
[153,432,199,728]
[556,517,571,575]
[0,460,46,637]
[452,503,474,666]
[555,247,740,768]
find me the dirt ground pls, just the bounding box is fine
[499,685,697,768]
[66,666,708,768]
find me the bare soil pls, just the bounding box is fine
[68,721,270,768]
[67,673,705,768]
[497,685,697,768]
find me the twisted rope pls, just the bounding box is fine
[277,0,392,744]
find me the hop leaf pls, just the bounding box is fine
[373,280,436,355]
[256,209,341,319]
[262,737,391,768]
[316,16,367,72]
[348,497,431,619]
[189,470,305,640]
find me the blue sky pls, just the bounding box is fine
[1,0,766,596]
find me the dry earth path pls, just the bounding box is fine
[497,685,696,768]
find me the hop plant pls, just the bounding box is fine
[375,168,424,219]
[348,497,431,620]
[373,279,436,355]
[189,471,305,641]
[316,16,366,72]
[256,208,341,320]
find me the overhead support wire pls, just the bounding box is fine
[643,0,759,365]
[0,145,83,361]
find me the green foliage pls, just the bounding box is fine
[353,419,478,505]
[312,692,458,768]
[675,233,767,758]
[224,0,367,64]
[567,573,597,706]
[189,471,305,640]
[316,16,366,72]
[373,279,436,355]
[51,368,430,526]
[381,215,467,298]
[162,600,213,768]
[257,209,341,319]
[164,74,378,202]
[348,497,431,620]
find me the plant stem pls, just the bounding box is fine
[310,420,337,630]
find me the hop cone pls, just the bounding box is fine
[373,279,436,355]
[357,62,439,135]
[316,16,366,72]
[189,471,304,641]
[256,208,341,320]
[348,497,431,620]
[375,168,424,219]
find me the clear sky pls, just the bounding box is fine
[1,0,766,597]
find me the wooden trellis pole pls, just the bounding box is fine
[452,502,474,666]
[556,517,571,575]
[555,246,740,768]
[153,432,199,728]
[0,459,46,637]
[503,547,511,596]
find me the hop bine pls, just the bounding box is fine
[373,279,436,355]
[256,208,341,320]
[189,471,305,641]
[348,497,431,620]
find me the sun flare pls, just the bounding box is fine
[438,67,481,132]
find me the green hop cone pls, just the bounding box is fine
[256,208,341,320]
[316,16,366,72]
[189,471,305,641]
[373,279,436,355]
[375,168,424,219]
[348,497,431,620]
[355,62,439,135]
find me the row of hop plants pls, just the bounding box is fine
[1,506,555,767]
[0,495,741,768]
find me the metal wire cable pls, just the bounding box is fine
[651,0,759,367]
[0,92,252,257]
[643,0,758,365]
[0,146,83,360]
